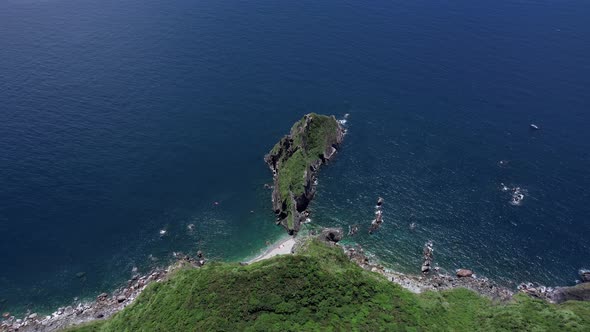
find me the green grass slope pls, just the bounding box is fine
[266,114,342,231]
[68,241,590,331]
[271,113,340,199]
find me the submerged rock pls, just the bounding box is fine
[347,224,359,236]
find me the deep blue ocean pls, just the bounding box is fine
[1,0,589,315]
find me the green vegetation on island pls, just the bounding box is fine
[264,113,345,233]
[68,240,590,332]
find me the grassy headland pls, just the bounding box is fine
[67,240,590,331]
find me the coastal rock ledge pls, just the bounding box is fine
[265,113,345,234]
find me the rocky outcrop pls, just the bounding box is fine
[264,114,345,234]
[421,241,434,274]
[580,269,590,283]
[320,228,343,243]
[369,197,384,234]
[550,283,590,303]
[377,197,384,206]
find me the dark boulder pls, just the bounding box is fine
[580,270,590,283]
[320,228,343,243]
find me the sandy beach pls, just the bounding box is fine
[247,237,296,264]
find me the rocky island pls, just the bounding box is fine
[264,113,345,234]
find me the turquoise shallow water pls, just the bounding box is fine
[1,0,590,316]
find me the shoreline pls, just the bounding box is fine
[245,236,296,264]
[1,233,585,331]
[0,237,298,332]
[0,254,201,332]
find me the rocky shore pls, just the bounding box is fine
[1,254,205,332]
[344,243,514,301]
[345,241,590,304]
[3,229,588,331]
[330,238,513,301]
[290,227,514,301]
[309,227,589,305]
[517,270,590,304]
[264,113,345,234]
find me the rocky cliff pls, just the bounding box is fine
[264,113,345,234]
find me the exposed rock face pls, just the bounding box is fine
[580,270,590,283]
[551,283,590,303]
[320,228,343,243]
[456,269,473,278]
[264,114,345,234]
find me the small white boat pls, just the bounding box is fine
[530,123,540,130]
